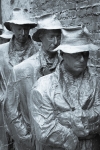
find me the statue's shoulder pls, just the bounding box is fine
[14,51,40,70]
[34,72,58,94]
[0,42,9,48]
[13,51,40,80]
[0,42,9,54]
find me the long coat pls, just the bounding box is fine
[0,42,13,150]
[29,65,100,150]
[0,37,37,150]
[4,50,59,150]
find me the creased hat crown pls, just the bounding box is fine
[32,13,63,42]
[36,13,63,29]
[61,25,90,45]
[53,25,99,53]
[4,8,37,31]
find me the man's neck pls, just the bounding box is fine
[42,46,56,58]
[15,38,27,46]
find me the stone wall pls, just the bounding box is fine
[1,0,100,73]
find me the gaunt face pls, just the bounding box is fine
[39,29,61,54]
[10,24,30,43]
[62,51,89,77]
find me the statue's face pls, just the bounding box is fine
[39,29,61,53]
[10,24,30,42]
[63,51,89,77]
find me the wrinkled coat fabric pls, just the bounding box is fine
[4,50,59,150]
[29,64,100,150]
[0,36,37,150]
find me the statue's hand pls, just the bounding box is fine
[71,109,89,137]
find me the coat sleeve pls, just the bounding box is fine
[58,79,100,136]
[0,54,9,103]
[4,69,32,148]
[81,80,100,135]
[29,80,78,150]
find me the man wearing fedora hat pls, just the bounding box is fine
[29,25,100,150]
[0,8,37,150]
[32,13,62,75]
[3,7,38,65]
[4,14,63,150]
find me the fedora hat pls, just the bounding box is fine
[4,8,37,31]
[0,26,13,39]
[53,25,99,53]
[32,14,64,42]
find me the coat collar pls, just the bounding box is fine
[39,48,59,76]
[54,63,97,111]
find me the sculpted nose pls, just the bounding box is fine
[20,29,25,35]
[22,29,25,35]
[80,55,84,62]
[54,37,57,45]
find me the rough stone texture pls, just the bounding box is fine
[1,0,100,73]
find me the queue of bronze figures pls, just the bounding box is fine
[0,7,100,150]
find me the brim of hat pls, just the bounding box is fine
[4,20,37,31]
[0,34,13,39]
[32,29,44,42]
[53,43,99,53]
[32,27,64,42]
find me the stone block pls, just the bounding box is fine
[93,5,100,15]
[60,11,68,19]
[91,21,98,32]
[60,19,68,27]
[82,16,92,24]
[91,0,100,5]
[67,18,73,26]
[86,6,92,15]
[92,15,98,22]
[30,3,37,9]
[74,17,83,25]
[77,1,88,8]
[70,10,76,18]
[66,2,76,10]
[76,8,80,17]
[79,8,86,17]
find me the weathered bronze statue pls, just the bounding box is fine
[4,14,63,150]
[29,25,100,150]
[0,8,37,150]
